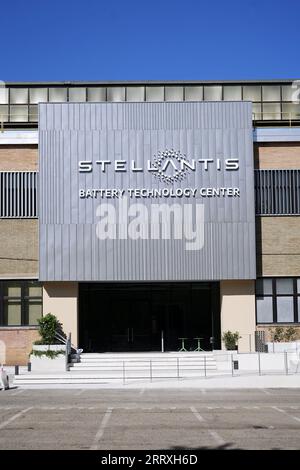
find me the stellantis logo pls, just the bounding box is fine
[151,150,191,184]
[79,151,239,179]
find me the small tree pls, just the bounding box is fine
[35,313,66,345]
[222,331,241,350]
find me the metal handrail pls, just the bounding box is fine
[252,111,300,126]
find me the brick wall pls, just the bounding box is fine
[256,325,300,342]
[0,219,38,277]
[256,217,300,276]
[0,328,40,365]
[254,143,300,169]
[0,145,38,171]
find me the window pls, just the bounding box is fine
[255,169,300,215]
[9,105,28,122]
[0,105,9,122]
[10,88,28,104]
[262,85,281,102]
[203,86,222,101]
[262,103,281,120]
[223,86,242,101]
[126,87,144,102]
[87,87,106,102]
[165,87,183,101]
[256,278,300,324]
[243,85,261,102]
[68,88,86,102]
[0,172,38,218]
[146,87,164,102]
[0,87,9,104]
[49,88,67,102]
[29,88,48,104]
[0,281,42,326]
[282,103,300,120]
[281,85,295,102]
[185,86,203,101]
[107,87,125,102]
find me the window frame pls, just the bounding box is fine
[0,280,43,327]
[256,277,299,324]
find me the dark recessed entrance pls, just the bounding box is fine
[79,282,220,352]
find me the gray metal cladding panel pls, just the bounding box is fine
[39,102,256,281]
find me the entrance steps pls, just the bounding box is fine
[73,352,217,372]
[13,352,217,386]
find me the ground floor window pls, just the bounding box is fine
[256,278,300,324]
[0,280,43,326]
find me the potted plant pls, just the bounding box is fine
[30,313,67,371]
[222,330,241,351]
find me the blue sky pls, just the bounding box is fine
[1,0,299,81]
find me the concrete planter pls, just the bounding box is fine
[30,344,66,371]
[32,344,67,352]
[266,341,300,353]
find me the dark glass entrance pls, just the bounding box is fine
[79,282,220,352]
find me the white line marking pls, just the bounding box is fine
[201,389,207,395]
[208,430,226,446]
[190,406,205,422]
[261,389,272,395]
[272,406,300,424]
[0,407,33,430]
[190,406,225,446]
[139,388,145,395]
[10,390,25,396]
[90,407,113,450]
[74,389,85,396]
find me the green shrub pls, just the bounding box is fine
[222,331,241,350]
[30,349,65,359]
[34,313,66,345]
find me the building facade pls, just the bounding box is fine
[0,80,300,364]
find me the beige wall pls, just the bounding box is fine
[0,219,38,278]
[0,145,38,171]
[256,216,300,276]
[220,280,256,352]
[43,282,78,347]
[254,143,300,169]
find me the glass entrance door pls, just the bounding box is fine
[79,282,221,352]
[110,297,161,351]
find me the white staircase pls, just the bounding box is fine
[13,352,217,386]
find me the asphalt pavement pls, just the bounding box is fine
[0,388,300,450]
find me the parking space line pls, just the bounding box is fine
[74,389,85,396]
[10,389,25,396]
[0,407,33,430]
[90,407,113,450]
[272,406,300,424]
[261,389,272,395]
[190,406,226,446]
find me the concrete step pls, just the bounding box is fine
[14,370,218,385]
[12,352,217,386]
